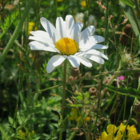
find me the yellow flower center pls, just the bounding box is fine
[55,38,78,55]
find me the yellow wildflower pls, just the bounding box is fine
[119,123,126,132]
[81,1,86,7]
[28,22,37,35]
[107,124,117,134]
[76,116,81,123]
[85,116,90,122]
[105,134,115,140]
[116,131,123,140]
[68,108,78,121]
[101,131,108,140]
[127,125,140,140]
[69,108,90,123]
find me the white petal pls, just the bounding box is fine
[91,45,108,49]
[29,41,59,52]
[30,30,53,44]
[29,36,53,46]
[67,55,80,68]
[70,22,83,41]
[79,35,104,46]
[93,35,105,43]
[85,49,108,60]
[40,17,57,42]
[30,30,49,37]
[85,54,105,64]
[79,26,95,41]
[79,44,108,51]
[47,55,66,73]
[79,43,95,51]
[76,56,92,67]
[56,17,66,39]
[66,15,74,37]
[74,52,85,56]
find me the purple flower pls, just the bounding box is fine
[116,75,124,86]
[117,75,124,81]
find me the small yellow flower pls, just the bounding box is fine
[28,22,38,35]
[76,116,81,123]
[105,134,115,140]
[119,123,126,132]
[69,108,78,120]
[101,131,108,140]
[19,130,22,134]
[107,124,117,134]
[31,130,35,135]
[96,136,101,140]
[127,125,136,132]
[81,1,86,7]
[127,125,139,140]
[85,116,90,122]
[137,134,140,139]
[68,116,74,120]
[116,131,123,140]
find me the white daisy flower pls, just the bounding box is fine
[29,15,108,73]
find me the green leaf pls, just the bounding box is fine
[8,116,13,125]
[103,84,140,99]
[120,0,135,8]
[0,11,18,39]
[8,116,16,128]
[120,1,140,37]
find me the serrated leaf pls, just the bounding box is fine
[0,11,18,39]
[103,84,140,99]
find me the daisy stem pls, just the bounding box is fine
[59,60,67,140]
[61,60,67,116]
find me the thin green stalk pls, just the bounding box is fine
[104,0,109,44]
[116,98,125,125]
[0,0,34,65]
[123,96,127,121]
[59,60,67,140]
[33,80,41,101]
[68,113,87,140]
[67,68,140,84]
[134,0,140,20]
[109,93,118,116]
[55,0,57,19]
[125,98,137,129]
[61,60,67,117]
[131,6,140,34]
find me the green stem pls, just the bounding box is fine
[131,6,140,33]
[67,68,140,84]
[0,0,34,65]
[59,60,67,140]
[68,114,86,140]
[134,0,140,21]
[125,98,137,130]
[55,0,57,19]
[116,98,125,125]
[123,96,127,121]
[61,60,67,117]
[104,0,109,44]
